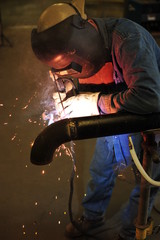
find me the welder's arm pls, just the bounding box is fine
[60,92,100,118]
[99,36,160,114]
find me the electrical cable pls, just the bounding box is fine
[129,136,160,187]
[68,141,76,224]
[68,141,101,240]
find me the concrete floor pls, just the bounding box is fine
[0,0,160,239]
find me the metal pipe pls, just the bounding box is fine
[135,133,153,240]
[30,112,160,165]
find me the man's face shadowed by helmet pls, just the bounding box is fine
[31,4,107,79]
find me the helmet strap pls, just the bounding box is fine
[68,3,87,29]
[72,15,86,29]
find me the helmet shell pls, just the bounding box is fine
[37,3,77,32]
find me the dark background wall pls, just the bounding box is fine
[0,1,160,240]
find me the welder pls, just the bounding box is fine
[31,0,160,239]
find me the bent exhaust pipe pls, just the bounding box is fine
[30,112,160,165]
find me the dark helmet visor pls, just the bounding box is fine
[51,62,82,77]
[31,15,107,78]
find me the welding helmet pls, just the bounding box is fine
[31,0,107,78]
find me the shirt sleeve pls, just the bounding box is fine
[98,33,160,114]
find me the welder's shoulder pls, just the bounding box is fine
[96,17,143,42]
[113,18,145,38]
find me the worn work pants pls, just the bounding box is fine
[82,133,160,240]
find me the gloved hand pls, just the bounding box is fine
[60,92,100,118]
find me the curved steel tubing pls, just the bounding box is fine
[30,112,160,165]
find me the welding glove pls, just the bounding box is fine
[60,92,100,118]
[52,92,67,120]
[53,92,66,107]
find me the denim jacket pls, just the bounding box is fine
[94,17,160,114]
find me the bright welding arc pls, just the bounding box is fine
[49,70,65,113]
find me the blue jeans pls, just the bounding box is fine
[82,134,160,239]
